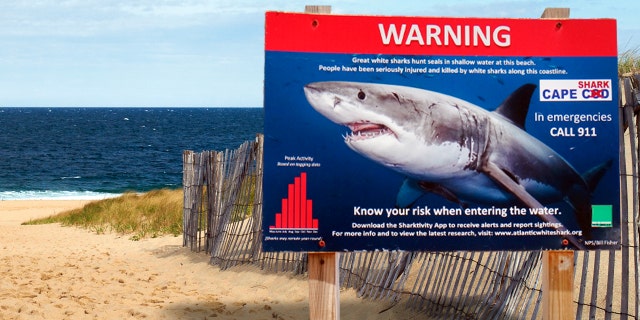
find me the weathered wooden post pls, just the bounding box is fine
[542,250,575,319]
[539,8,576,320]
[302,6,340,320]
[308,250,339,319]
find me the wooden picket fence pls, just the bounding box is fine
[183,74,640,319]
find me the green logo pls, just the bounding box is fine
[592,205,613,228]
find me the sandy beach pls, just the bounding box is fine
[0,200,418,320]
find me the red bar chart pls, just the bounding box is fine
[270,172,318,230]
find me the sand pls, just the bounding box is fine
[0,200,419,320]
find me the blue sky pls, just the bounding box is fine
[0,0,637,107]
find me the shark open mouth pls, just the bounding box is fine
[344,121,394,141]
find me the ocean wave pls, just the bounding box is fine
[0,190,122,201]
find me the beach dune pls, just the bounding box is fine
[0,200,417,319]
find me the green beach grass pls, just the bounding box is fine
[620,48,640,75]
[23,188,183,241]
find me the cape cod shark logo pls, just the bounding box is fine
[303,81,610,249]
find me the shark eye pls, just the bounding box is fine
[357,90,366,100]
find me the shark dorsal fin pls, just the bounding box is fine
[493,84,536,130]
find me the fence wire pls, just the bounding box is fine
[183,74,640,319]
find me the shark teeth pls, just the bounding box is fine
[344,121,393,141]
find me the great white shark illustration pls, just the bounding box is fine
[303,81,610,249]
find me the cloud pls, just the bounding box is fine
[0,0,273,37]
[120,0,265,17]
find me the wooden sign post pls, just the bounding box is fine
[539,8,575,320]
[306,6,339,319]
[308,252,339,319]
[542,251,575,319]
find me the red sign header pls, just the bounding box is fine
[265,12,617,57]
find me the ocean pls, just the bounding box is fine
[0,108,264,200]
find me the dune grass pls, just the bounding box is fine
[620,48,640,75]
[23,188,183,241]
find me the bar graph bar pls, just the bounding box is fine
[270,172,318,230]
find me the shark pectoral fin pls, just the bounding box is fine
[480,162,586,249]
[481,162,543,208]
[396,179,425,208]
[395,178,467,208]
[417,181,467,208]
